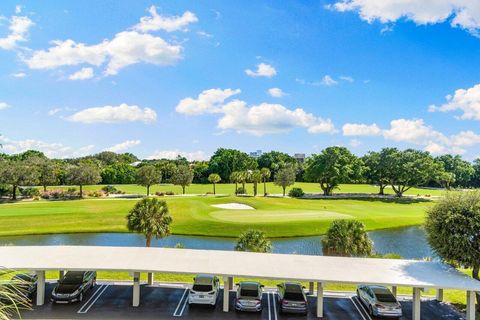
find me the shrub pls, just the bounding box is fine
[155,191,165,196]
[20,187,40,198]
[236,187,246,195]
[41,189,66,199]
[88,190,105,198]
[288,187,304,198]
[165,191,175,196]
[0,184,10,197]
[66,187,77,195]
[101,185,118,194]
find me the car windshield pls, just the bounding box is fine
[284,284,304,300]
[240,283,259,297]
[376,293,397,303]
[61,273,84,284]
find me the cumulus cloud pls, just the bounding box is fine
[147,150,207,161]
[0,135,94,159]
[450,130,480,146]
[68,67,94,80]
[329,0,480,37]
[11,72,26,78]
[320,75,338,86]
[25,31,183,76]
[342,123,382,136]
[176,88,241,115]
[429,83,480,120]
[176,89,336,136]
[105,140,141,152]
[0,102,10,110]
[67,104,157,124]
[0,14,34,50]
[133,6,198,33]
[267,87,286,98]
[245,63,277,78]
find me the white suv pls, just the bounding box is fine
[188,274,220,306]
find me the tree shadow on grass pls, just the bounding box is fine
[300,196,432,204]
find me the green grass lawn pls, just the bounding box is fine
[42,182,447,197]
[0,195,432,237]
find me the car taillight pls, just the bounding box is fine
[255,299,261,305]
[235,298,240,304]
[282,300,289,305]
[208,291,215,295]
[375,304,385,309]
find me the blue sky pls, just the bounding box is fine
[1,0,480,160]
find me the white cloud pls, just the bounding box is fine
[0,102,10,110]
[133,6,198,33]
[197,31,213,38]
[67,104,157,124]
[340,75,354,82]
[105,140,141,152]
[48,108,63,116]
[176,88,241,115]
[0,14,34,50]
[450,130,480,146]
[429,83,480,120]
[68,67,94,80]
[350,139,362,147]
[147,150,207,161]
[245,63,277,78]
[267,87,286,98]
[11,72,26,78]
[0,135,95,159]
[15,5,22,14]
[176,89,336,136]
[343,123,382,136]
[320,75,338,86]
[329,0,480,37]
[25,31,183,76]
[383,118,448,145]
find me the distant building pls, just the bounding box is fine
[294,153,306,163]
[249,150,263,158]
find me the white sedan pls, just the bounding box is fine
[188,274,220,306]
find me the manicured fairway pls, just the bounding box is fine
[42,182,447,197]
[0,196,433,237]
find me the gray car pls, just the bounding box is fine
[235,281,264,312]
[357,285,402,318]
[277,282,308,315]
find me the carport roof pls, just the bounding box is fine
[1,246,479,291]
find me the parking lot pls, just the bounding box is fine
[20,281,465,320]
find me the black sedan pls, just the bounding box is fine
[51,271,96,304]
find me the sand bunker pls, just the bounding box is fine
[211,203,255,210]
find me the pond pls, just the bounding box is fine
[0,226,433,260]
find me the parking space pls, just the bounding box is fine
[18,281,466,320]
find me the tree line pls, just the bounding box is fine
[1,146,480,199]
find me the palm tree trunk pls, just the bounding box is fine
[283,186,286,196]
[147,185,150,196]
[79,185,83,198]
[263,181,267,196]
[43,185,47,192]
[213,183,216,195]
[235,183,238,195]
[12,184,17,200]
[146,236,151,247]
[182,186,185,194]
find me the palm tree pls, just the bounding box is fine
[260,168,271,196]
[0,269,32,320]
[235,229,272,253]
[230,171,242,195]
[207,173,221,195]
[126,198,172,247]
[321,220,373,257]
[250,170,262,196]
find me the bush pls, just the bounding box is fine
[101,185,118,194]
[41,189,66,200]
[88,190,105,198]
[0,185,10,197]
[66,187,77,195]
[236,187,246,195]
[20,187,40,198]
[288,187,304,198]
[155,191,165,196]
[165,191,175,196]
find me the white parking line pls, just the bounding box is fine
[350,296,372,320]
[271,293,278,320]
[173,289,189,317]
[77,284,109,314]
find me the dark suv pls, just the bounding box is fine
[51,271,96,304]
[277,282,308,315]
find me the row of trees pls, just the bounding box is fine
[2,147,480,199]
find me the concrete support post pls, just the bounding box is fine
[35,270,45,306]
[436,288,444,302]
[133,272,140,307]
[309,282,314,295]
[316,282,324,318]
[466,291,476,320]
[391,286,397,298]
[223,276,229,312]
[147,272,154,286]
[228,276,234,290]
[412,287,421,320]
[59,270,65,279]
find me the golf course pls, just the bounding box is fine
[0,183,436,237]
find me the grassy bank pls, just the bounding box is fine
[0,196,432,237]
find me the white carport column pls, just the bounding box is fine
[132,272,140,307]
[466,291,476,320]
[316,282,324,318]
[35,270,45,306]
[59,270,65,279]
[147,272,154,285]
[309,282,314,295]
[391,286,397,298]
[412,287,421,320]
[223,276,230,312]
[436,288,444,302]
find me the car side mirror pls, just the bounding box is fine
[260,285,265,288]
[302,286,306,289]
[193,277,196,281]
[276,284,281,288]
[235,283,240,286]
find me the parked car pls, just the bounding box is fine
[235,281,264,312]
[51,271,96,304]
[0,273,38,304]
[357,285,402,318]
[277,282,308,315]
[188,274,220,306]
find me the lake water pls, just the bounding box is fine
[0,226,433,259]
